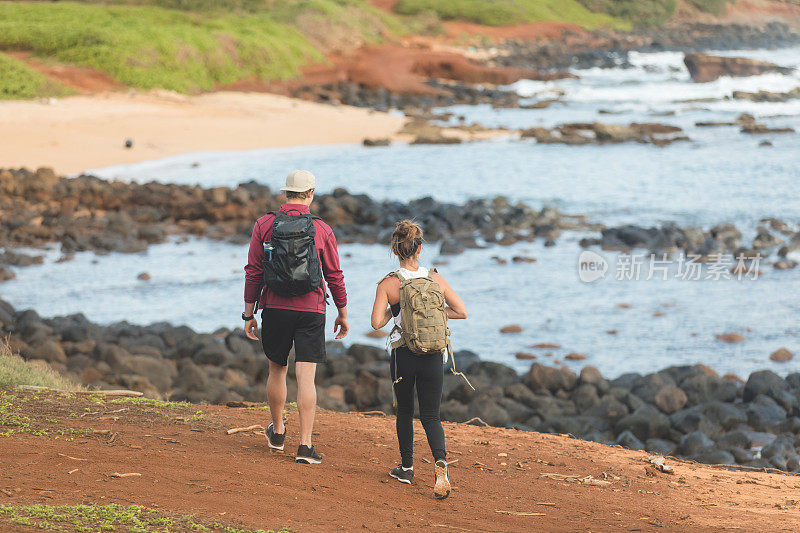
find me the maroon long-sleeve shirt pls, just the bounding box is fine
[244,204,347,314]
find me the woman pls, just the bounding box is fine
[371,220,468,500]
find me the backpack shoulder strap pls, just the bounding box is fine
[377,270,403,285]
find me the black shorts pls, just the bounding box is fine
[260,307,326,366]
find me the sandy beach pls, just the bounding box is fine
[0,90,405,174]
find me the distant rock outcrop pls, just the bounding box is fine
[683,53,793,83]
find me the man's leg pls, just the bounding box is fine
[267,361,288,434]
[261,308,295,435]
[295,362,317,446]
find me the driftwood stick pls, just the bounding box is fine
[226,424,264,435]
[57,453,88,461]
[111,472,141,478]
[17,385,143,397]
[495,510,545,517]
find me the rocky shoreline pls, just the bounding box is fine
[580,220,800,269]
[3,297,800,472]
[289,23,800,113]
[0,167,597,280]
[496,22,800,72]
[2,166,797,280]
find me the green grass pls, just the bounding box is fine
[0,503,291,533]
[0,390,94,437]
[394,0,628,29]
[0,2,323,93]
[686,0,734,16]
[0,51,71,99]
[0,338,81,390]
[0,0,436,98]
[578,0,676,27]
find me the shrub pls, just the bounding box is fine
[395,0,626,29]
[0,338,81,390]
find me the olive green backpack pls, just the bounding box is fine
[389,269,448,354]
[387,269,474,390]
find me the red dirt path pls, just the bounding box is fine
[260,43,571,97]
[6,52,121,93]
[2,390,800,532]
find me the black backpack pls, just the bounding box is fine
[262,211,323,298]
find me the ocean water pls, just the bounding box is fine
[92,47,800,230]
[3,236,799,379]
[6,47,800,379]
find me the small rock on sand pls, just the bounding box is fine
[770,348,794,362]
[723,373,744,383]
[531,343,561,349]
[137,272,151,281]
[515,352,536,360]
[363,138,390,147]
[500,325,523,334]
[716,333,745,343]
[774,259,798,270]
[565,353,587,361]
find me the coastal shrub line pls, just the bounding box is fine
[395,0,736,28]
[394,0,627,29]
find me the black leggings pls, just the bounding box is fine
[391,346,446,468]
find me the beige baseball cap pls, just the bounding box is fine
[280,169,316,192]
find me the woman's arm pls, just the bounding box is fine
[371,281,393,329]
[433,272,468,319]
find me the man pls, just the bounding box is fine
[243,169,348,464]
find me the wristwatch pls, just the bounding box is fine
[242,312,254,321]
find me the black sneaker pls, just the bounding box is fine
[266,422,285,451]
[295,445,322,464]
[389,465,414,484]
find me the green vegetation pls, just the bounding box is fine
[0,2,323,93]
[579,0,732,27]
[0,52,70,100]
[0,390,93,437]
[103,395,205,420]
[686,0,734,16]
[396,0,732,29]
[0,0,433,97]
[0,391,33,436]
[0,503,291,532]
[102,396,192,409]
[394,0,627,29]
[578,0,676,27]
[0,338,81,390]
